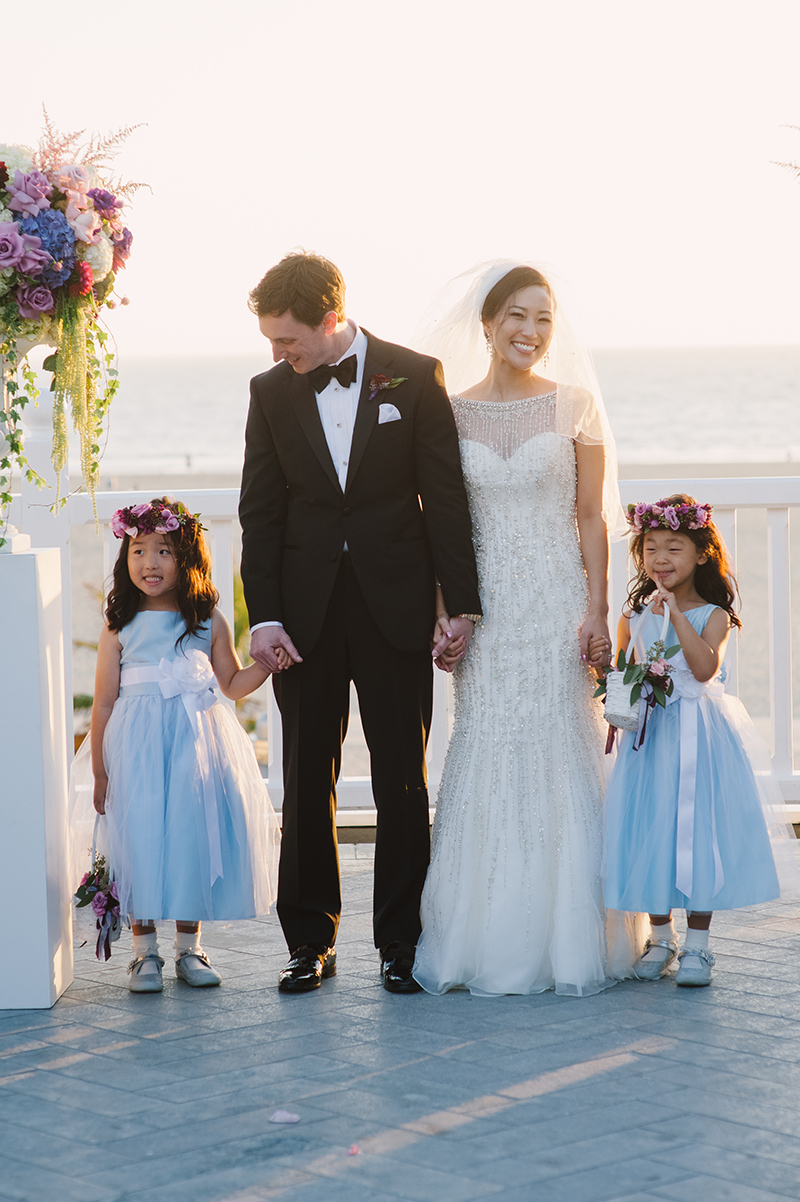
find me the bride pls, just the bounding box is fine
[413,261,640,996]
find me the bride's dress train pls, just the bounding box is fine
[413,394,640,996]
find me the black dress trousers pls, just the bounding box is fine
[273,554,433,952]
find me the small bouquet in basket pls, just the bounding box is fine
[75,854,126,961]
[595,634,680,750]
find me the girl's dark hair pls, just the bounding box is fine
[626,493,741,629]
[105,496,219,645]
[480,265,552,324]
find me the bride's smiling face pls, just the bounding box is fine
[485,285,554,372]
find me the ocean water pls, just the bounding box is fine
[60,345,800,476]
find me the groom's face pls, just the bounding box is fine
[259,310,336,374]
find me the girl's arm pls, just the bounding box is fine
[617,613,632,661]
[211,610,275,700]
[91,624,122,815]
[653,589,729,681]
[575,442,610,666]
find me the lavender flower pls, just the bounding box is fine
[16,280,55,319]
[6,170,51,218]
[0,223,51,276]
[87,188,123,218]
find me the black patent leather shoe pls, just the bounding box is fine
[380,941,422,993]
[278,945,337,993]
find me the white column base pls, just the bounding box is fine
[0,547,73,1008]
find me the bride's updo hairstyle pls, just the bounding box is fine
[626,493,741,628]
[106,496,219,645]
[480,265,553,325]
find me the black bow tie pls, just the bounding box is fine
[308,354,358,394]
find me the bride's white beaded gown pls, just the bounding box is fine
[414,392,635,996]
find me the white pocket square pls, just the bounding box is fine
[378,403,402,424]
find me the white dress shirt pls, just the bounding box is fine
[315,323,367,491]
[251,322,367,634]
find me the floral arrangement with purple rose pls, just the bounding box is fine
[626,499,712,534]
[75,853,127,961]
[0,110,145,541]
[110,499,203,540]
[595,633,681,751]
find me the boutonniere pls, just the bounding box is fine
[367,373,408,402]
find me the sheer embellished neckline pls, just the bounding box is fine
[452,391,558,407]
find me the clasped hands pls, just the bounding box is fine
[249,626,303,674]
[431,613,476,672]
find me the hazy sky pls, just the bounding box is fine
[6,0,800,357]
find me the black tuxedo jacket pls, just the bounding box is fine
[239,330,481,655]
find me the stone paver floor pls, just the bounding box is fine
[3,847,800,1201]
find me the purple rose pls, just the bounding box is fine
[111,226,132,271]
[130,503,152,517]
[16,280,55,319]
[155,514,180,533]
[87,188,123,217]
[6,170,51,219]
[0,222,51,275]
[662,506,680,531]
[91,891,108,917]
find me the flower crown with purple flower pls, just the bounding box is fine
[110,500,202,540]
[627,499,713,534]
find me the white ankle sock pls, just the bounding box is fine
[642,920,677,962]
[685,927,710,952]
[132,930,159,973]
[175,929,201,957]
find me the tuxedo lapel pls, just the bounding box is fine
[345,335,391,496]
[289,370,342,495]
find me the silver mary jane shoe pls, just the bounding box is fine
[128,952,165,993]
[633,937,679,982]
[175,949,222,988]
[675,946,715,987]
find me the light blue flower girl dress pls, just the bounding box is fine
[603,603,795,915]
[71,610,279,921]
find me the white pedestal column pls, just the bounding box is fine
[18,379,75,756]
[0,544,74,1008]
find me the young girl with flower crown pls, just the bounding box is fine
[600,494,795,987]
[70,497,282,993]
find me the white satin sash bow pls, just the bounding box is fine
[119,651,223,886]
[667,662,725,901]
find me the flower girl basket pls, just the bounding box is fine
[604,600,670,731]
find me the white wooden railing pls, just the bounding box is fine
[11,472,800,814]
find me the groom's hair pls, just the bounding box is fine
[248,252,346,328]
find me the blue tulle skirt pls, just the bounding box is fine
[70,693,279,922]
[603,692,791,914]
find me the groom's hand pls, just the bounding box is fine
[250,626,303,674]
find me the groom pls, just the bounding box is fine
[240,251,481,993]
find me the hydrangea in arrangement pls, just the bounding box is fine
[0,111,144,541]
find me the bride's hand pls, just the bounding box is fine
[588,634,611,669]
[432,612,466,672]
[580,614,611,667]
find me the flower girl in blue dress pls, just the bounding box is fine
[71,498,282,993]
[601,495,794,987]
